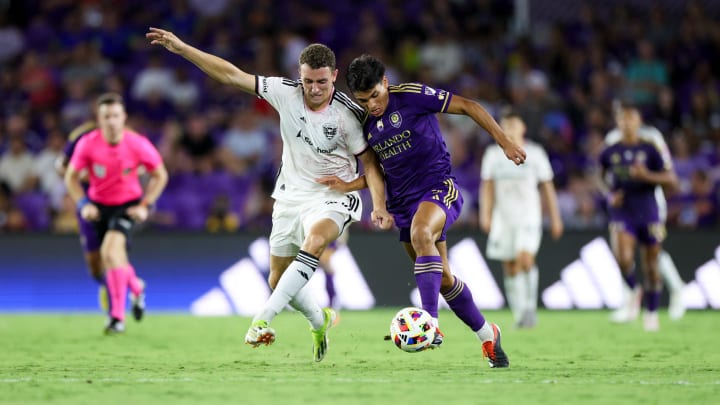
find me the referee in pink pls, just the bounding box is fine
[65,93,168,334]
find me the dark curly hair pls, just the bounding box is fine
[346,54,385,93]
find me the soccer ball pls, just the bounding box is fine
[389,307,436,353]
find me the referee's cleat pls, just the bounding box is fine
[104,318,125,335]
[130,279,146,322]
[245,320,276,348]
[482,323,509,368]
[311,308,336,362]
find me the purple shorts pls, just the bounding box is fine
[609,211,665,245]
[392,178,464,243]
[77,211,101,252]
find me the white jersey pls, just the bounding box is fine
[481,141,554,227]
[605,125,673,221]
[256,76,368,203]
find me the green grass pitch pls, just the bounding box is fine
[1,310,718,404]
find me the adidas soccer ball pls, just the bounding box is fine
[389,307,436,353]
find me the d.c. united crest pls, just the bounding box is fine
[322,123,338,140]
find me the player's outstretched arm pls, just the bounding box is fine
[146,27,255,94]
[447,95,526,165]
[358,149,393,230]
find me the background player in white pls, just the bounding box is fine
[605,108,686,322]
[480,110,563,328]
[147,28,389,362]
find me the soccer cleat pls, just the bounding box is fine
[130,279,146,322]
[428,326,444,349]
[610,286,642,323]
[98,285,109,312]
[519,310,537,329]
[482,323,509,368]
[643,311,660,332]
[668,285,686,321]
[311,308,336,362]
[245,320,276,347]
[104,318,125,335]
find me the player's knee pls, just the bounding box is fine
[409,226,433,250]
[100,248,122,269]
[302,234,330,257]
[517,253,534,271]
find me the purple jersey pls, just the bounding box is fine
[363,83,454,218]
[600,139,670,243]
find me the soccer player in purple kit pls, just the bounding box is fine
[65,93,168,334]
[328,55,525,368]
[58,121,106,306]
[599,102,677,332]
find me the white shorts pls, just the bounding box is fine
[269,192,362,257]
[486,223,542,261]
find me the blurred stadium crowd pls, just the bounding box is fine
[0,0,719,233]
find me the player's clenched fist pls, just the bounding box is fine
[146,27,186,54]
[503,141,527,165]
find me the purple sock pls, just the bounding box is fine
[622,272,637,289]
[645,289,661,312]
[414,256,443,318]
[325,273,336,308]
[442,276,486,331]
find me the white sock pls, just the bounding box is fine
[527,266,538,312]
[513,273,527,322]
[289,285,324,330]
[432,317,440,328]
[253,250,319,323]
[504,275,521,323]
[658,251,684,291]
[475,321,494,342]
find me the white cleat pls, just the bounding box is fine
[611,287,642,323]
[643,311,660,332]
[245,320,276,347]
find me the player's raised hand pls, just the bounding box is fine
[503,141,527,165]
[371,208,394,230]
[316,175,352,193]
[146,27,186,54]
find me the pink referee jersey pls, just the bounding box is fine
[69,129,163,205]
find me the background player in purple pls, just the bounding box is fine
[58,121,106,308]
[599,102,677,332]
[65,93,169,334]
[325,55,525,368]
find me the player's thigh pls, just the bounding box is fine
[609,222,636,266]
[486,224,515,262]
[514,225,541,269]
[410,201,447,243]
[100,230,129,266]
[269,201,303,258]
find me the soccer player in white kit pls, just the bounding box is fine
[147,29,389,362]
[480,110,563,328]
[605,122,686,322]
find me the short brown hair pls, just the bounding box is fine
[299,44,336,70]
[96,92,124,108]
